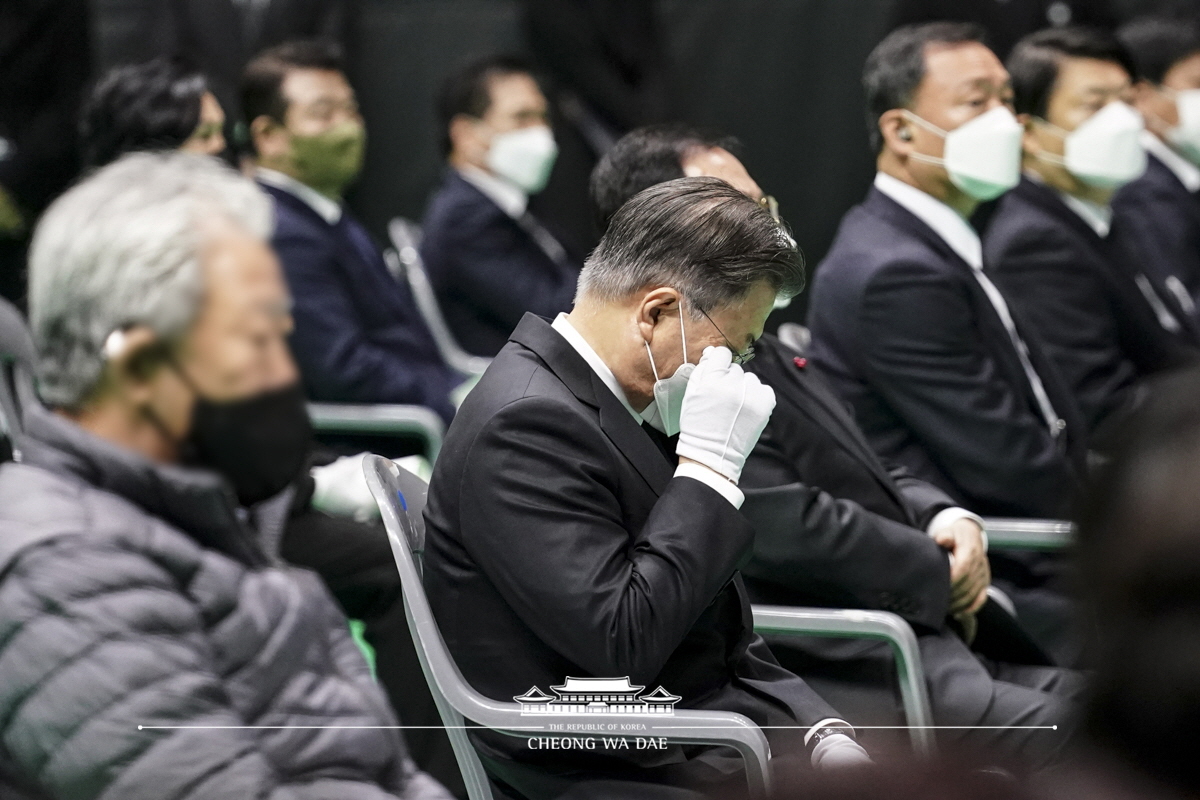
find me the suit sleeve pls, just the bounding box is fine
[428,215,578,333]
[857,259,1075,517]
[885,462,957,530]
[741,425,950,631]
[276,229,457,422]
[457,395,752,687]
[0,538,403,800]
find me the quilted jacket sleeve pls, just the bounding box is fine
[0,534,405,800]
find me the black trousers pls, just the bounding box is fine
[280,503,466,798]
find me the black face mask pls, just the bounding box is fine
[180,378,313,507]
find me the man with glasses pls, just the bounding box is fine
[244,40,462,424]
[422,177,870,799]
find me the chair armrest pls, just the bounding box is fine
[982,518,1074,550]
[752,604,935,757]
[308,402,445,462]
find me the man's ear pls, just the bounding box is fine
[449,114,488,162]
[103,326,169,391]
[249,115,287,161]
[635,287,681,344]
[1018,113,1042,157]
[879,109,914,156]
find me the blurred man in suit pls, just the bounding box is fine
[808,24,1089,651]
[809,22,1085,521]
[424,178,871,799]
[245,41,460,424]
[985,27,1197,440]
[1116,16,1200,318]
[420,56,583,357]
[591,124,1083,766]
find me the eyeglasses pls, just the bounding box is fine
[758,195,780,223]
[695,306,756,365]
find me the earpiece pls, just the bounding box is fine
[899,128,913,142]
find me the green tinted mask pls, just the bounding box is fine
[289,121,366,199]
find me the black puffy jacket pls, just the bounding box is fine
[0,406,450,800]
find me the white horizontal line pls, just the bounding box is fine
[138,724,1058,731]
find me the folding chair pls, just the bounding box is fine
[363,454,774,799]
[387,217,491,377]
[308,402,445,463]
[982,517,1074,550]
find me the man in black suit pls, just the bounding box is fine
[986,27,1198,440]
[809,22,1086,521]
[244,41,461,423]
[591,123,1083,766]
[423,178,870,799]
[419,56,583,357]
[1116,17,1200,319]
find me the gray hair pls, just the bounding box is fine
[28,151,273,408]
[577,176,804,316]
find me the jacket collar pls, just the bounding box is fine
[509,314,675,492]
[863,187,978,274]
[1011,176,1109,250]
[18,404,267,566]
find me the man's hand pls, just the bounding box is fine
[676,346,776,484]
[932,518,990,616]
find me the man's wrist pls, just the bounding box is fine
[674,460,744,509]
[926,507,988,552]
[803,718,855,751]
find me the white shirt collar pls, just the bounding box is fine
[256,167,342,225]
[1142,130,1200,193]
[873,172,983,269]
[1057,191,1112,238]
[457,165,528,218]
[551,313,649,423]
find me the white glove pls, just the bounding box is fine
[675,346,776,484]
[811,734,872,770]
[310,453,431,522]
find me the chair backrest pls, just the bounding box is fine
[363,455,496,800]
[387,218,491,377]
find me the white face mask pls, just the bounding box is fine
[1037,101,1147,189]
[904,107,1024,200]
[643,308,694,437]
[485,125,558,194]
[1163,87,1200,166]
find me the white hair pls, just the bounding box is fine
[28,151,274,408]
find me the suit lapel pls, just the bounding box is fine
[509,315,675,494]
[867,189,1075,442]
[767,338,910,513]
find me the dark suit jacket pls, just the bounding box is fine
[422,314,839,789]
[262,183,458,423]
[1113,151,1200,316]
[985,177,1198,435]
[739,335,1053,717]
[741,334,953,630]
[808,186,1086,518]
[419,171,581,357]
